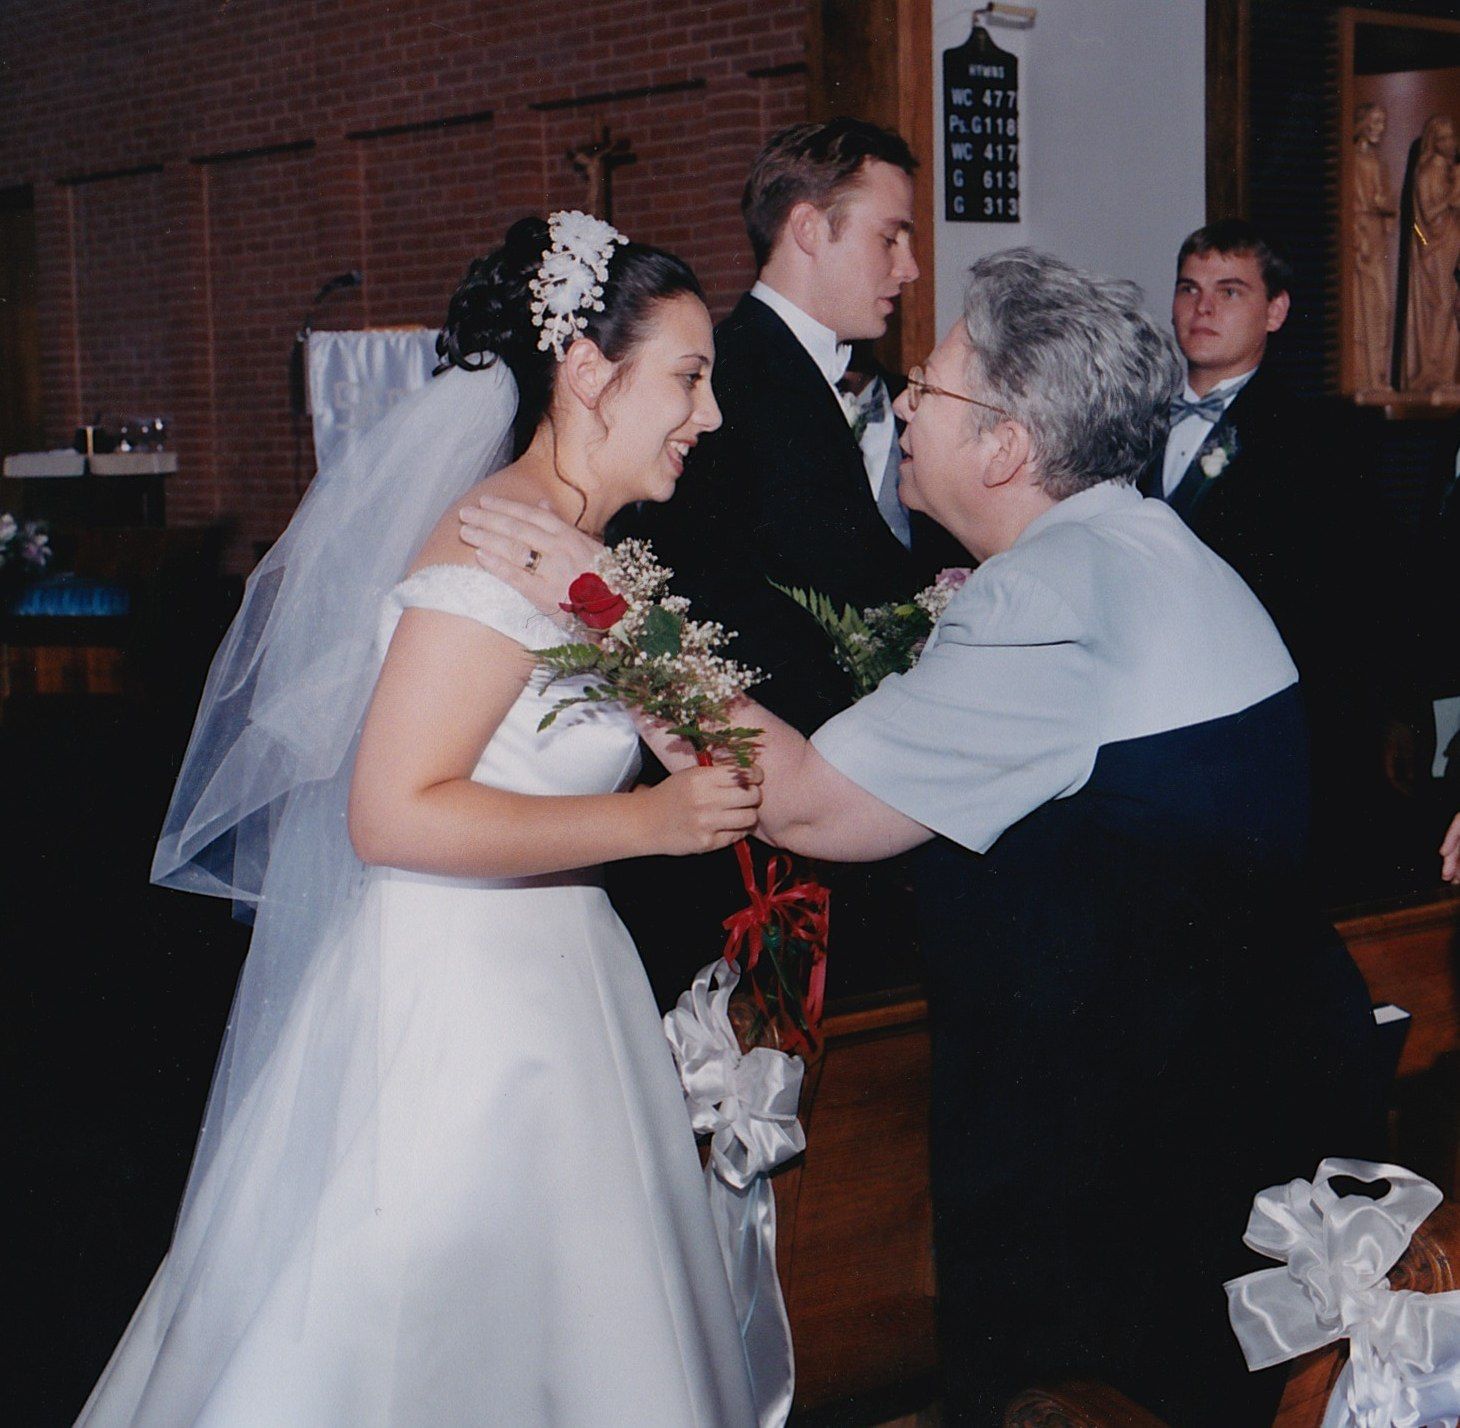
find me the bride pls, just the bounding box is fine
[77,214,762,1427]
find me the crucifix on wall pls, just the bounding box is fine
[567,126,635,221]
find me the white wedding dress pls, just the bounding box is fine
[78,563,758,1428]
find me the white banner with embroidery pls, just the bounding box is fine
[307,328,440,472]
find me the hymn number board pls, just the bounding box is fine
[943,27,1020,223]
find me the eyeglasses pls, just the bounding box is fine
[905,366,1010,418]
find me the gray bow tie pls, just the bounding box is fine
[1169,391,1230,425]
[856,383,888,425]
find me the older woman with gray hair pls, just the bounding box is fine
[465,248,1383,1427]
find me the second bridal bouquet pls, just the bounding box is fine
[774,565,972,698]
[533,539,829,1056]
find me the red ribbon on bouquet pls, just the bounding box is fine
[697,752,830,1056]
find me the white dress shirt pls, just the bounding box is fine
[1161,366,1257,496]
[749,280,898,503]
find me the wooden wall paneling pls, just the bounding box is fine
[808,0,935,373]
[1206,0,1252,222]
[899,0,936,369]
[808,0,903,128]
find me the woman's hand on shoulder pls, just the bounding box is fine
[459,494,603,619]
[634,762,764,856]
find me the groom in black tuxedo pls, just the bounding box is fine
[614,118,954,1003]
[1141,220,1403,895]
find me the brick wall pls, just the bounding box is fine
[0,0,808,564]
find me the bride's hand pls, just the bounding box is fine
[459,495,603,618]
[638,763,763,855]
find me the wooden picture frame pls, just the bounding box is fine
[1336,7,1460,412]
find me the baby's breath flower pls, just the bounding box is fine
[535,538,762,765]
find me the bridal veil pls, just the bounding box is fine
[145,358,517,1326]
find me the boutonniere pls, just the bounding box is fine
[1199,426,1240,479]
[837,387,870,445]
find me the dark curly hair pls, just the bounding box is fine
[436,217,704,458]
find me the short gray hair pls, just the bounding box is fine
[958,248,1182,499]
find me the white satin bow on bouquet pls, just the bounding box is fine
[665,957,807,1428]
[1225,1158,1460,1428]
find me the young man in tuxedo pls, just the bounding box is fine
[1143,219,1405,896]
[626,118,929,730]
[613,118,953,1003]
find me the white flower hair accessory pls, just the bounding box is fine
[529,210,630,360]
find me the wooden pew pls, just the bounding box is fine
[1341,889,1460,1199]
[1335,891,1459,1080]
[774,889,1460,1420]
[773,993,937,1420]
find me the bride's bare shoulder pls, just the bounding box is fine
[408,469,522,575]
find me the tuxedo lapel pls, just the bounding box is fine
[1160,364,1273,521]
[1167,406,1237,520]
[733,295,913,569]
[736,296,864,469]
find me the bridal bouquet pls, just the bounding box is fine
[774,566,972,698]
[535,539,830,1056]
[535,537,763,764]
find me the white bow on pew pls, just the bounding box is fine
[1226,1158,1460,1428]
[665,957,807,1428]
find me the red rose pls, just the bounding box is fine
[560,572,628,630]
